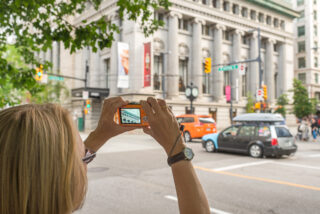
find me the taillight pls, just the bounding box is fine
[271,138,278,146]
[199,122,204,126]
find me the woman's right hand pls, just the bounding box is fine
[141,97,186,156]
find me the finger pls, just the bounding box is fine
[142,126,153,136]
[108,97,128,115]
[157,99,168,112]
[141,101,155,121]
[147,97,161,114]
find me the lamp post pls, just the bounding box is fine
[185,82,198,114]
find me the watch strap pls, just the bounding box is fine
[167,151,187,166]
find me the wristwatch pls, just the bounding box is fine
[167,147,194,166]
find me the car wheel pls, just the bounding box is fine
[249,144,263,158]
[205,140,215,153]
[184,131,192,142]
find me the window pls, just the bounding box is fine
[179,58,188,92]
[154,12,164,22]
[199,118,215,124]
[238,126,256,137]
[315,56,318,67]
[314,0,317,4]
[202,63,210,94]
[258,13,264,23]
[250,10,256,20]
[242,35,249,45]
[223,1,230,11]
[256,126,271,137]
[177,117,194,123]
[223,31,232,41]
[266,16,272,25]
[315,73,319,84]
[297,26,305,37]
[212,0,219,8]
[298,73,306,83]
[241,7,248,18]
[280,20,285,30]
[275,127,292,137]
[314,25,318,36]
[153,55,163,90]
[274,44,278,52]
[298,41,305,53]
[315,41,318,50]
[315,92,320,101]
[202,25,210,36]
[298,57,306,68]
[223,70,230,95]
[202,0,207,4]
[222,126,239,137]
[178,19,189,31]
[297,0,304,6]
[104,58,110,88]
[314,11,317,21]
[273,18,279,27]
[232,4,239,15]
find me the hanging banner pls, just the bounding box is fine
[225,85,231,102]
[117,42,129,88]
[143,42,151,87]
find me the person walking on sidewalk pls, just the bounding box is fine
[311,118,318,142]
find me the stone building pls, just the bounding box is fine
[293,0,320,100]
[43,0,299,131]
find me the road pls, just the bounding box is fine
[75,133,320,214]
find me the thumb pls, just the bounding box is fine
[142,126,153,136]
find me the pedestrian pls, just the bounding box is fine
[301,117,309,141]
[296,119,303,141]
[311,118,318,142]
[0,97,210,214]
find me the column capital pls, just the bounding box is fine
[267,38,276,44]
[107,12,119,21]
[192,17,206,25]
[250,31,258,39]
[169,11,182,19]
[232,29,245,36]
[215,24,226,31]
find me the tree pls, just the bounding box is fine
[0,0,170,107]
[274,93,289,118]
[292,78,312,118]
[246,92,255,113]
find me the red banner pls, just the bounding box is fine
[225,85,231,102]
[143,43,151,87]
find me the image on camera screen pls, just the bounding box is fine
[120,108,141,124]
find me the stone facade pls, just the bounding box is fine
[46,0,299,131]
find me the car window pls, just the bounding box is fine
[222,126,239,137]
[238,126,256,137]
[275,127,292,137]
[199,118,215,124]
[256,126,271,137]
[176,117,194,123]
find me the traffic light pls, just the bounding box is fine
[204,57,212,74]
[262,85,267,100]
[34,64,43,81]
[86,99,91,108]
[255,102,261,110]
[84,108,88,115]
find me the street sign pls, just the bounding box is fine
[239,64,246,75]
[48,75,64,81]
[82,91,89,99]
[256,89,264,101]
[218,64,238,72]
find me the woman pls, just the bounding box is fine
[311,118,318,142]
[0,97,210,214]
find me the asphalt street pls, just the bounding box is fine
[75,132,320,214]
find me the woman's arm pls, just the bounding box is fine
[141,97,210,214]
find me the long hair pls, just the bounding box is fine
[0,104,87,214]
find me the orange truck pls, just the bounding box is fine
[176,114,217,142]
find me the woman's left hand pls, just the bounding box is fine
[84,97,136,152]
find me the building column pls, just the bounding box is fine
[249,32,259,96]
[109,12,120,96]
[192,18,205,96]
[212,24,225,101]
[167,12,181,99]
[52,42,58,72]
[231,29,243,102]
[278,42,294,96]
[265,39,275,103]
[89,49,100,88]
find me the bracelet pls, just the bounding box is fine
[168,133,182,157]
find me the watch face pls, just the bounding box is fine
[183,148,194,160]
[185,87,191,97]
[192,88,199,97]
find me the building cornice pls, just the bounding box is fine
[246,0,300,18]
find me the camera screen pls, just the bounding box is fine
[120,108,141,124]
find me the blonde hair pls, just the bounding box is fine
[0,104,87,214]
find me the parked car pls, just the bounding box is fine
[201,113,297,158]
[176,114,217,142]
